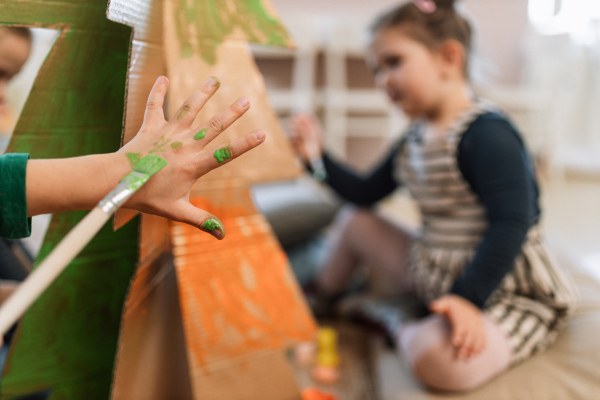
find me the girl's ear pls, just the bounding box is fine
[439,39,466,79]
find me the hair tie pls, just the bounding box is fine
[413,0,437,14]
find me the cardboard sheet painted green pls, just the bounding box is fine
[0,1,136,399]
[0,0,303,398]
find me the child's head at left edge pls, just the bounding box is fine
[0,26,32,107]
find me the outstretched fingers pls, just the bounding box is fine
[170,76,221,128]
[204,130,266,169]
[190,97,251,144]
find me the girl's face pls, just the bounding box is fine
[366,27,446,119]
[0,28,31,106]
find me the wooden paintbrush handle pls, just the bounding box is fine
[0,208,111,334]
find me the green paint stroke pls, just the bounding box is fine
[126,152,142,168]
[174,0,291,64]
[170,141,183,150]
[149,136,171,154]
[194,129,206,140]
[121,154,168,191]
[1,1,136,398]
[213,146,232,163]
[203,218,221,231]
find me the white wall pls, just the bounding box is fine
[270,0,530,86]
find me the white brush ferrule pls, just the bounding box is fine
[99,171,146,213]
[99,184,134,213]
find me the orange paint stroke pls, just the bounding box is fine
[171,190,316,372]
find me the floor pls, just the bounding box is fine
[375,172,600,399]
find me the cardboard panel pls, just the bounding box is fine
[107,0,167,231]
[171,181,316,398]
[191,350,303,400]
[0,1,138,399]
[110,255,193,400]
[163,0,302,185]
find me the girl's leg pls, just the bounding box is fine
[317,206,414,295]
[397,314,511,392]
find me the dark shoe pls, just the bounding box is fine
[338,294,425,348]
[302,281,344,321]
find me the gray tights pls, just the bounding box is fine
[317,207,511,392]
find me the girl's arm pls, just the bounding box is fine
[431,113,535,360]
[321,148,400,207]
[17,76,265,239]
[290,113,401,207]
[451,113,535,307]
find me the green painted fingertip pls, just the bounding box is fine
[203,218,225,239]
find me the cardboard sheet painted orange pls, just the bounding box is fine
[161,1,316,398]
[110,0,315,398]
[172,183,316,373]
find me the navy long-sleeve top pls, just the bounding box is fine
[320,112,540,308]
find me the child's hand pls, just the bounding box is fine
[118,76,266,239]
[289,113,324,163]
[429,294,487,360]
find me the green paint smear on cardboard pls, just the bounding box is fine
[170,141,183,150]
[213,146,232,163]
[203,218,221,231]
[194,129,206,140]
[1,2,136,399]
[127,152,142,168]
[174,0,291,64]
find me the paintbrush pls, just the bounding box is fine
[0,154,167,335]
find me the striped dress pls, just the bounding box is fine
[395,101,578,365]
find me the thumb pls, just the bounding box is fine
[429,298,449,314]
[143,76,168,126]
[174,201,226,240]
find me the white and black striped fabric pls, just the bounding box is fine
[395,100,578,365]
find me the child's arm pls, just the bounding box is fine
[25,76,264,239]
[290,113,400,206]
[430,294,486,360]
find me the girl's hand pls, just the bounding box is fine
[118,76,266,239]
[429,294,487,360]
[289,113,324,163]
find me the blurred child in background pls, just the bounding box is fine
[291,0,577,392]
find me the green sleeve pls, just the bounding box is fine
[0,153,31,238]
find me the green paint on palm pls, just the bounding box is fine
[126,152,142,167]
[173,0,291,64]
[194,129,206,140]
[213,146,232,163]
[170,141,183,150]
[1,2,135,399]
[122,154,168,191]
[149,136,171,154]
[203,218,221,231]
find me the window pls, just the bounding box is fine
[528,0,600,45]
